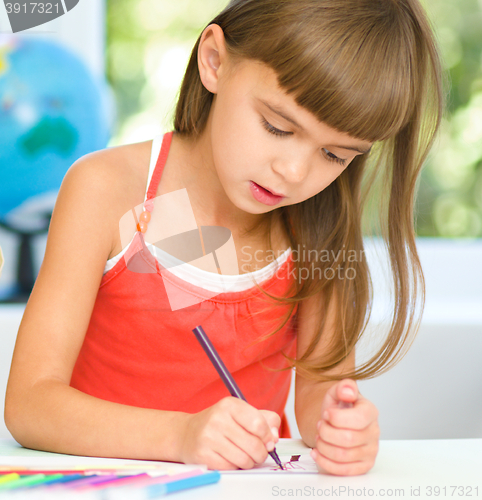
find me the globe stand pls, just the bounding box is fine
[0,218,51,303]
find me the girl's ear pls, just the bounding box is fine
[197,24,229,94]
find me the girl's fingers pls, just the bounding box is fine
[207,450,243,471]
[322,379,358,411]
[310,447,375,476]
[315,385,380,476]
[312,419,380,476]
[223,415,272,465]
[318,418,369,448]
[187,430,261,470]
[315,434,378,464]
[183,398,280,469]
[324,399,379,430]
[216,436,258,470]
[335,380,359,404]
[229,400,279,448]
[259,409,282,437]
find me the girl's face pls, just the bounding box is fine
[208,57,373,215]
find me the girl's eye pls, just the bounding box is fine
[322,148,347,166]
[261,117,347,167]
[260,118,290,137]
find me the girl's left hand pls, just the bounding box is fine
[310,379,380,476]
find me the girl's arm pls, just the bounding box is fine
[295,292,380,475]
[4,153,278,468]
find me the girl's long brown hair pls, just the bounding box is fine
[173,0,446,381]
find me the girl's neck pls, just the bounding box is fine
[166,129,266,238]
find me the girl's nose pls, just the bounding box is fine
[271,155,310,185]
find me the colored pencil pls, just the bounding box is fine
[192,324,284,469]
[53,473,120,489]
[77,467,206,492]
[0,470,69,475]
[22,474,64,488]
[39,473,85,486]
[0,473,46,490]
[102,470,221,499]
[0,466,160,475]
[75,473,150,491]
[0,473,20,485]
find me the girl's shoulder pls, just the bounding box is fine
[68,139,154,216]
[63,139,155,260]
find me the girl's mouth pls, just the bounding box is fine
[249,181,285,206]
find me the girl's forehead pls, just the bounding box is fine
[228,60,298,112]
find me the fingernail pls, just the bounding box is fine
[317,420,321,429]
[339,401,353,409]
[266,441,275,452]
[323,411,329,420]
[342,386,355,398]
[310,449,317,460]
[271,427,279,440]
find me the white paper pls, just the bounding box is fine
[223,439,319,474]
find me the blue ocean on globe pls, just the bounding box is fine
[0,35,113,230]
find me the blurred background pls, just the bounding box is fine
[0,0,481,440]
[1,0,482,301]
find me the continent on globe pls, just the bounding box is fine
[21,116,78,157]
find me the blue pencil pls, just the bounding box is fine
[38,473,85,486]
[101,470,221,499]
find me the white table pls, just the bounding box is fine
[0,438,480,499]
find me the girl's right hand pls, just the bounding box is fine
[179,397,281,470]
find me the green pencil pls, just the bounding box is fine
[24,473,65,489]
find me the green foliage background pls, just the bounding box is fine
[106,0,482,238]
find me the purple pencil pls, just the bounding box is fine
[192,325,284,470]
[50,474,119,490]
[75,473,150,491]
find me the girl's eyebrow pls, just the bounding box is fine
[257,97,372,155]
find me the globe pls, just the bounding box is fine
[0,35,113,299]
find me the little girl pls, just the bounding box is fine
[5,0,444,475]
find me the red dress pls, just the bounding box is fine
[70,131,298,437]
